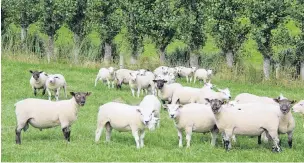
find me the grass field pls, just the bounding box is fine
[1,57,304,162]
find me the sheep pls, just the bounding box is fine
[171,85,231,105]
[94,67,115,88]
[154,66,169,76]
[193,69,212,84]
[156,72,176,84]
[129,71,155,97]
[293,100,304,115]
[163,100,218,148]
[114,69,138,89]
[45,74,67,101]
[205,98,282,152]
[95,102,157,149]
[177,66,197,83]
[29,70,48,96]
[139,95,161,128]
[168,67,178,76]
[152,79,183,104]
[14,92,91,144]
[234,93,278,105]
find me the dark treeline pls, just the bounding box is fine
[1,0,304,80]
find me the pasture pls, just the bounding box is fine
[1,57,304,162]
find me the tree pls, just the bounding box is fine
[120,0,145,64]
[1,0,15,35]
[13,0,40,48]
[93,0,121,64]
[177,0,207,67]
[41,0,72,63]
[291,0,304,80]
[143,0,179,63]
[249,0,290,79]
[211,0,250,68]
[67,0,91,63]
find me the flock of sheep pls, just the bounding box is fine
[14,66,304,153]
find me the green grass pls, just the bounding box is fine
[1,58,304,162]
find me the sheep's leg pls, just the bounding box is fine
[106,79,111,89]
[111,81,115,88]
[105,122,112,142]
[95,121,105,142]
[131,88,135,97]
[131,128,140,149]
[287,131,293,148]
[33,87,37,96]
[94,76,100,87]
[186,76,189,83]
[189,76,192,83]
[47,88,52,100]
[261,131,268,143]
[177,128,183,147]
[55,88,60,101]
[211,128,219,146]
[144,89,148,95]
[223,130,233,151]
[62,126,71,142]
[15,120,28,144]
[258,135,262,144]
[42,86,46,96]
[266,130,281,152]
[139,130,145,148]
[232,135,237,143]
[137,87,141,98]
[63,85,67,98]
[185,127,193,148]
[193,76,196,84]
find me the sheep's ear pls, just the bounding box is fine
[176,99,180,104]
[147,69,150,71]
[86,92,92,96]
[29,70,33,74]
[70,92,76,96]
[273,98,280,103]
[45,73,48,76]
[39,71,43,74]
[163,80,167,83]
[136,108,141,113]
[221,100,227,105]
[205,98,211,103]
[178,104,183,109]
[290,100,296,104]
[162,104,168,109]
[153,80,157,83]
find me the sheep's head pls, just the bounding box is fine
[205,98,225,114]
[30,70,44,81]
[203,81,213,89]
[147,116,159,131]
[218,88,231,100]
[136,107,155,125]
[207,69,213,76]
[153,79,167,89]
[163,99,182,119]
[138,69,147,76]
[191,67,197,73]
[273,98,296,115]
[70,92,91,106]
[48,75,60,84]
[293,100,304,114]
[129,72,139,81]
[108,67,115,74]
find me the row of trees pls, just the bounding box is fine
[1,0,304,80]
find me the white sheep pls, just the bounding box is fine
[94,67,115,88]
[95,102,157,149]
[234,93,279,105]
[129,71,155,97]
[164,101,218,148]
[168,67,178,76]
[154,66,169,76]
[293,100,304,115]
[171,84,230,105]
[29,70,48,96]
[177,66,196,83]
[45,74,67,101]
[114,69,138,89]
[139,95,161,128]
[156,73,176,84]
[205,98,282,152]
[14,92,91,144]
[193,69,212,84]
[152,79,183,104]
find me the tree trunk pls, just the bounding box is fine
[47,35,54,63]
[301,61,304,81]
[119,53,124,69]
[73,33,81,64]
[130,50,139,65]
[159,47,166,64]
[190,53,199,67]
[226,50,234,68]
[275,63,280,79]
[104,42,112,65]
[21,27,27,49]
[263,56,271,80]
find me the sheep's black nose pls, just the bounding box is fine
[170,115,174,118]
[145,121,149,125]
